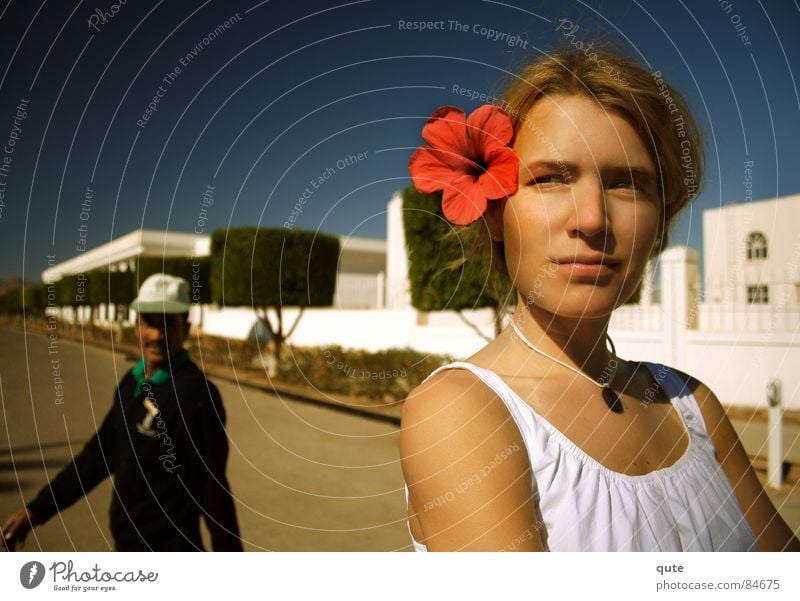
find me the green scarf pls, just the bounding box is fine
[131,349,190,398]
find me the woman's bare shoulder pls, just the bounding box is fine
[401,366,500,430]
[399,365,542,551]
[400,364,524,471]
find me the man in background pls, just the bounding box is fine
[2,273,242,551]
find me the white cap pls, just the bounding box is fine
[131,273,191,314]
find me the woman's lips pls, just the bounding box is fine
[551,258,619,278]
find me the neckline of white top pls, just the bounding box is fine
[441,360,699,484]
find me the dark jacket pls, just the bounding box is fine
[26,359,242,551]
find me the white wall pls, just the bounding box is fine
[201,305,496,357]
[386,191,411,310]
[685,332,800,412]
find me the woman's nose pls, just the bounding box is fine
[567,179,609,238]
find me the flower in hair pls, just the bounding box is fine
[408,104,518,225]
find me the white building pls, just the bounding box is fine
[703,194,800,307]
[42,228,387,338]
[42,229,210,283]
[42,228,386,309]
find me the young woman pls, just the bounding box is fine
[400,48,800,552]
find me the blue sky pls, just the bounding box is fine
[0,0,798,280]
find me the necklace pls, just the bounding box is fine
[509,319,624,413]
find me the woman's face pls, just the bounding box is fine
[502,94,661,319]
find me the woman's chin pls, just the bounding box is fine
[525,297,619,321]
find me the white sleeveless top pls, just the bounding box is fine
[405,361,757,552]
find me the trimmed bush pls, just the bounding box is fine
[23,285,45,314]
[88,270,135,306]
[210,228,338,308]
[0,288,22,314]
[210,227,339,364]
[403,186,499,312]
[56,274,90,307]
[403,185,509,337]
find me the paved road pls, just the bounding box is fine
[0,327,410,551]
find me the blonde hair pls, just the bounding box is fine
[453,45,704,308]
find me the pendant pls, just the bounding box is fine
[602,387,624,413]
[143,397,160,417]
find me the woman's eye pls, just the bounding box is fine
[528,174,566,186]
[610,179,650,193]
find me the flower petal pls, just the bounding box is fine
[420,106,471,157]
[477,146,519,199]
[408,104,518,226]
[441,174,488,225]
[408,147,475,193]
[466,105,515,157]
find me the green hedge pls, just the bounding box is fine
[276,344,452,400]
[185,333,262,368]
[0,288,22,314]
[56,274,90,307]
[210,227,339,308]
[88,270,135,306]
[1,285,45,314]
[24,285,45,313]
[402,186,500,311]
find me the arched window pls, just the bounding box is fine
[746,232,768,260]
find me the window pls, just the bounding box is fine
[746,232,768,260]
[747,285,769,304]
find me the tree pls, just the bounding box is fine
[53,274,88,323]
[0,285,43,315]
[210,227,339,367]
[23,284,45,315]
[0,288,22,314]
[55,274,92,322]
[402,186,509,339]
[88,270,135,322]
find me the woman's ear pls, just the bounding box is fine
[486,198,507,242]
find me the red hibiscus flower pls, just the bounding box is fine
[408,104,518,225]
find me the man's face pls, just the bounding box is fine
[137,313,189,366]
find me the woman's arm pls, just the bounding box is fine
[400,369,545,551]
[683,373,800,551]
